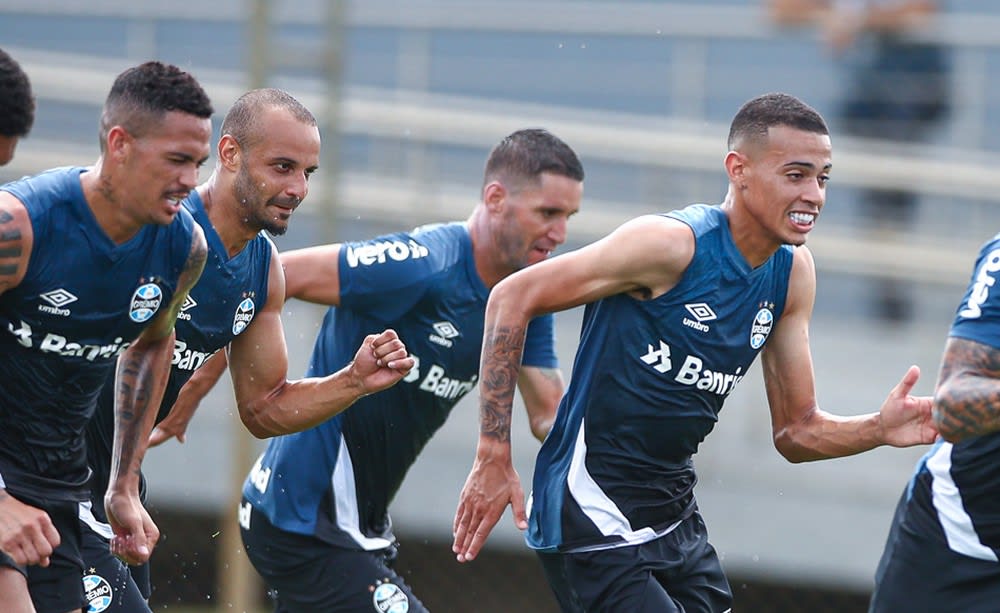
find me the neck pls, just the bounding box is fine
[467,206,508,289]
[721,184,779,269]
[80,157,142,245]
[200,173,257,258]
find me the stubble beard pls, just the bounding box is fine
[234,163,287,236]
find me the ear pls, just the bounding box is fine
[105,126,131,162]
[482,180,506,213]
[218,134,242,171]
[724,150,748,188]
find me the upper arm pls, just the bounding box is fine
[0,192,33,297]
[228,246,290,406]
[136,222,208,344]
[933,336,1000,441]
[761,246,818,436]
[491,215,695,320]
[281,244,342,305]
[517,366,564,440]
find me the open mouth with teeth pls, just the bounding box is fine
[164,195,185,211]
[789,211,815,229]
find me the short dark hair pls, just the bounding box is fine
[99,61,213,151]
[483,128,585,192]
[0,47,35,138]
[221,87,317,150]
[727,92,828,150]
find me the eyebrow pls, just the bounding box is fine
[783,161,832,171]
[169,150,210,164]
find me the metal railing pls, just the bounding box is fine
[4,41,990,285]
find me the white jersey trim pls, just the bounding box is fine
[564,421,681,553]
[927,441,999,561]
[78,500,114,540]
[332,434,393,551]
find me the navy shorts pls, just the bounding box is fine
[79,519,152,612]
[870,489,1000,612]
[0,494,86,613]
[239,498,428,613]
[537,511,732,613]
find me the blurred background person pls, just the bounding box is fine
[0,47,35,166]
[769,0,951,322]
[4,2,989,610]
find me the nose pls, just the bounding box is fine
[286,172,309,202]
[179,163,200,190]
[548,217,568,246]
[802,178,825,206]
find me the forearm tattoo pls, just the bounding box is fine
[112,237,204,479]
[935,338,1000,440]
[480,324,526,442]
[115,354,155,477]
[0,210,22,277]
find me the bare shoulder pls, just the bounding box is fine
[0,190,31,230]
[188,221,208,264]
[0,191,33,293]
[608,214,694,260]
[594,214,695,299]
[264,240,286,312]
[783,245,817,316]
[173,221,207,300]
[791,243,815,268]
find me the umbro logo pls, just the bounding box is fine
[684,303,716,322]
[683,302,716,333]
[433,321,459,339]
[38,288,78,317]
[429,321,459,348]
[177,295,197,321]
[41,288,78,307]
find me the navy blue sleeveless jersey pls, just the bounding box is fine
[84,190,273,524]
[526,204,794,553]
[242,222,558,550]
[0,167,197,501]
[895,234,1000,562]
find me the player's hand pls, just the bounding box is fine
[879,364,937,447]
[0,490,60,567]
[351,329,415,395]
[149,397,195,447]
[148,420,186,447]
[452,453,526,563]
[151,350,227,446]
[104,489,160,566]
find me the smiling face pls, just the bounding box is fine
[110,110,213,227]
[230,106,321,236]
[488,171,582,272]
[732,124,832,249]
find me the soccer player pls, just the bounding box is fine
[0,47,35,166]
[452,93,937,612]
[0,61,211,613]
[155,128,583,611]
[868,235,1000,611]
[83,88,412,612]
